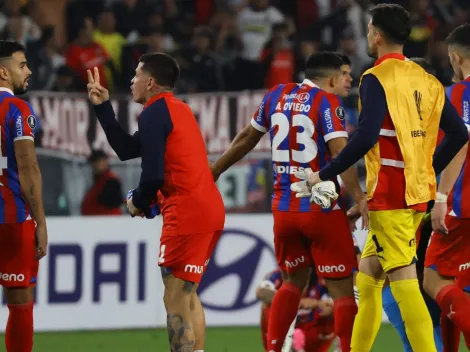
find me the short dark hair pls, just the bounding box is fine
[446,23,470,50]
[139,52,180,89]
[305,51,344,80]
[409,57,436,76]
[0,40,25,60]
[370,4,411,45]
[338,54,351,66]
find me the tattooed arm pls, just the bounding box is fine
[14,139,47,258]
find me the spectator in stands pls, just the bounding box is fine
[65,17,115,91]
[51,65,79,92]
[93,9,127,92]
[337,28,369,86]
[180,26,224,93]
[404,0,437,58]
[237,0,284,89]
[430,30,455,86]
[112,0,152,40]
[27,26,65,90]
[0,0,41,44]
[260,22,295,89]
[211,6,243,63]
[294,35,318,81]
[81,150,124,216]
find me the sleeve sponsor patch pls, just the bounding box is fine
[335,106,346,120]
[27,115,36,129]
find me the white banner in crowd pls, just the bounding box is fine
[0,215,373,332]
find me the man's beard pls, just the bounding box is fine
[367,45,378,59]
[13,85,27,95]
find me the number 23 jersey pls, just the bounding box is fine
[250,79,348,212]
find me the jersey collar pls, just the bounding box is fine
[374,53,406,66]
[301,79,320,88]
[0,87,14,95]
[144,91,174,109]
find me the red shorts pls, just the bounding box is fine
[273,210,357,278]
[425,216,470,277]
[158,230,223,283]
[0,220,38,287]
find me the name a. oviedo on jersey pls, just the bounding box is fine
[275,102,311,113]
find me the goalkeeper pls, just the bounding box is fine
[294,4,468,352]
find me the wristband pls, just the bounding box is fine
[435,192,448,203]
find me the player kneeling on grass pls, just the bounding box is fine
[87,53,225,352]
[257,268,336,352]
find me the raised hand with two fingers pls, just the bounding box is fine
[87,67,109,105]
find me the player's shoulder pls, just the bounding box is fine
[4,96,33,114]
[449,81,470,95]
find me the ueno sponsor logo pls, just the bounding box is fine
[0,272,25,282]
[317,265,346,273]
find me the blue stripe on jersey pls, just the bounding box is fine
[2,100,27,223]
[6,105,26,222]
[463,82,470,124]
[446,84,454,99]
[452,161,465,218]
[318,95,333,136]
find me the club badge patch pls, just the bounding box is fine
[335,106,346,120]
[27,115,36,129]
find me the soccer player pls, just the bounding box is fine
[211,52,366,352]
[0,40,47,352]
[337,54,353,98]
[293,5,469,352]
[424,23,470,347]
[257,268,335,352]
[87,53,225,352]
[380,57,443,352]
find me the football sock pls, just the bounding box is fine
[434,325,443,352]
[350,272,385,352]
[267,281,302,352]
[382,285,412,352]
[333,296,357,352]
[391,279,436,352]
[5,302,33,352]
[436,284,470,335]
[441,314,459,352]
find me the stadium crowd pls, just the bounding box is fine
[0,0,468,94]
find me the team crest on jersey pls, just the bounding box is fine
[335,106,346,120]
[27,115,36,129]
[296,92,310,104]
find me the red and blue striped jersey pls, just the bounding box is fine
[447,77,470,219]
[0,88,37,223]
[250,79,348,212]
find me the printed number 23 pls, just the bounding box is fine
[271,112,318,163]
